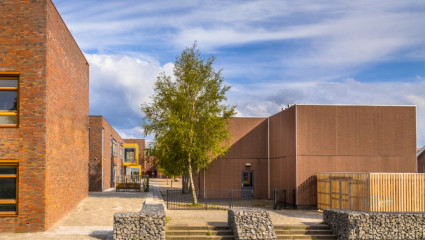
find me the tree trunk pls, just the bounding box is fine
[187,156,198,204]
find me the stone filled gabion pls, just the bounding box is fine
[324,209,425,240]
[113,209,166,240]
[228,208,277,240]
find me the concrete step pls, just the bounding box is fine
[167,225,230,231]
[167,230,233,236]
[273,224,336,240]
[166,225,233,240]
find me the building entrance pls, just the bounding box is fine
[242,170,254,198]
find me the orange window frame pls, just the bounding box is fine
[0,73,19,127]
[0,160,18,217]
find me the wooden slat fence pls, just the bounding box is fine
[317,173,425,212]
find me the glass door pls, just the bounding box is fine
[241,170,254,198]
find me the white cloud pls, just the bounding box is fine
[87,53,174,116]
[51,0,425,147]
[115,126,145,140]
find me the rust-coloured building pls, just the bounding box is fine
[88,116,147,191]
[0,0,89,232]
[196,105,417,207]
[89,116,125,191]
[418,147,425,173]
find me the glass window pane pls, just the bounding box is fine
[0,204,16,212]
[0,115,17,125]
[0,178,16,199]
[243,172,252,187]
[125,148,136,163]
[0,166,17,174]
[0,91,17,111]
[0,79,18,88]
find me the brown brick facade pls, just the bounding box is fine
[197,105,417,206]
[89,116,125,191]
[0,0,89,232]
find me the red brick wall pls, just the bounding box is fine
[89,116,125,191]
[89,116,103,191]
[45,0,89,229]
[101,117,124,190]
[0,0,48,232]
[0,0,89,232]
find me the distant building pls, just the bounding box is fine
[0,0,89,232]
[195,105,417,208]
[89,116,125,191]
[123,138,146,178]
[88,116,146,190]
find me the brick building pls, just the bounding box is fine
[89,116,125,191]
[196,105,417,207]
[0,0,89,232]
[88,116,146,190]
[123,138,145,176]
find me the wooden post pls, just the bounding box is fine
[329,179,332,208]
[349,178,352,210]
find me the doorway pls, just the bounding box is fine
[241,170,254,198]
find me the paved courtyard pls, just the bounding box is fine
[1,179,323,239]
[0,190,147,240]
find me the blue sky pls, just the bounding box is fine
[52,0,425,147]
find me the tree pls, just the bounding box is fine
[141,42,236,203]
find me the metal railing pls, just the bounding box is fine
[116,175,142,184]
[166,189,254,210]
[273,189,296,210]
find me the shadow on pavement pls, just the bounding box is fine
[88,191,147,199]
[89,230,113,240]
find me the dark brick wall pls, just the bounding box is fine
[45,0,89,229]
[89,116,125,191]
[0,0,89,232]
[89,116,103,191]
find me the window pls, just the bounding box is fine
[130,167,140,176]
[124,148,136,163]
[112,165,117,183]
[120,146,124,160]
[111,138,117,157]
[0,160,18,216]
[0,74,18,127]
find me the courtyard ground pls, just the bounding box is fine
[1,178,323,239]
[0,189,147,240]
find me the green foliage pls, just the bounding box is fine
[141,42,236,203]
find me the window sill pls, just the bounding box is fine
[0,213,17,217]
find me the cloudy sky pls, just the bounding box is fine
[52,0,425,147]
